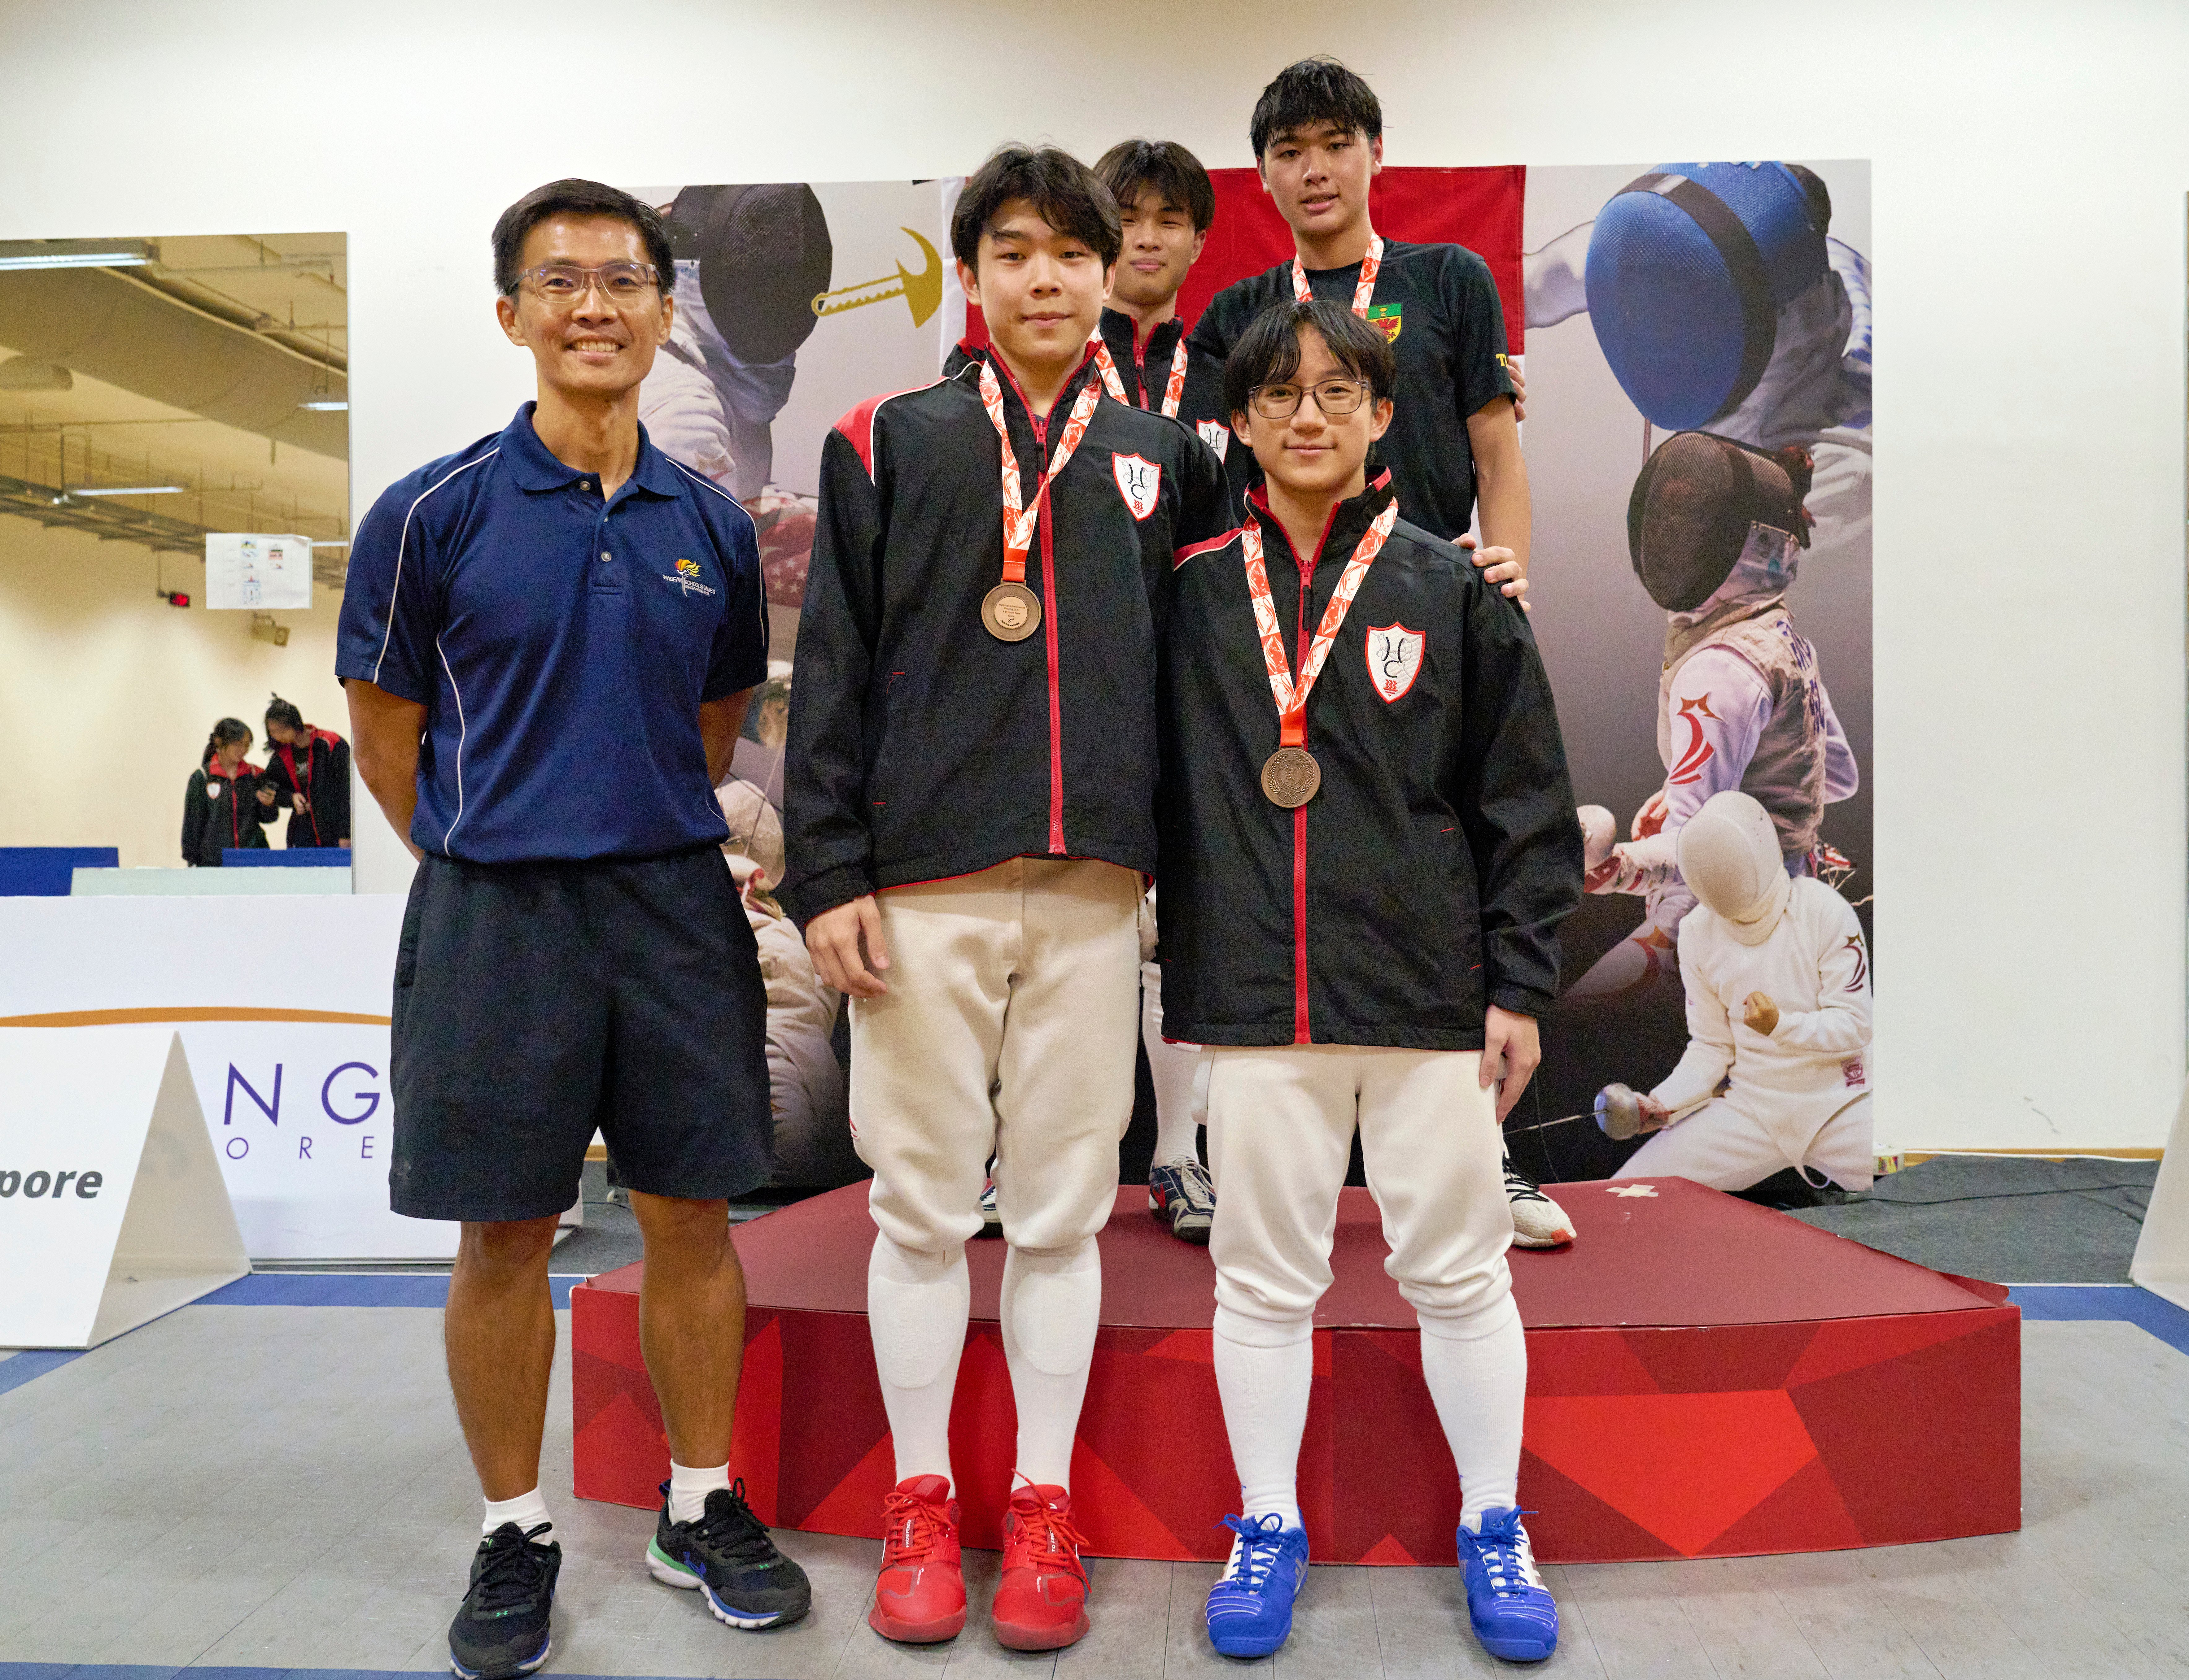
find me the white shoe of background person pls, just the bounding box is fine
[1503,1147,1575,1249]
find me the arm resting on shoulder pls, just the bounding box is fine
[1466,397,1530,578]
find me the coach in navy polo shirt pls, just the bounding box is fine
[337,179,811,1676]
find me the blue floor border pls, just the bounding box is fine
[195,1273,583,1310]
[2008,1284,2189,1356]
[0,1669,722,1680]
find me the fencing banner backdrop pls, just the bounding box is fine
[631,159,1873,1197]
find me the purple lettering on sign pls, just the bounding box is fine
[225,1064,283,1127]
[321,1062,381,1125]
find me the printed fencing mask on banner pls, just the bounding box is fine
[669,184,833,366]
[1585,161,1828,430]
[1677,790,1791,945]
[1627,429,1812,611]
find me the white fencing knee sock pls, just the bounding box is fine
[1143,962,1204,1166]
[1417,1292,1527,1524]
[999,1237,1102,1490]
[1212,1304,1313,1531]
[868,1234,971,1490]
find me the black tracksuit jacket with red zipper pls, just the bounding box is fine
[782,344,1232,926]
[260,728,352,849]
[181,759,274,866]
[1155,480,1583,1050]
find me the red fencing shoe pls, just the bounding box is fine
[991,1480,1090,1651]
[868,1475,965,1643]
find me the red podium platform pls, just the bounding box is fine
[570,1179,2019,1565]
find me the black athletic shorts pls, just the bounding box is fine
[389,845,771,1221]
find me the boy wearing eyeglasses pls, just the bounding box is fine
[1155,298,1581,1664]
[339,178,808,1679]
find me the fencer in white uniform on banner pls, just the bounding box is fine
[1606,789,1874,1191]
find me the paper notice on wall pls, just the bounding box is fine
[205,533,312,610]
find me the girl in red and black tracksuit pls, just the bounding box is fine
[1156,299,1581,1665]
[260,693,353,849]
[182,717,275,865]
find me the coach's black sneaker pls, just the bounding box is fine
[647,1478,812,1629]
[449,1521,559,1679]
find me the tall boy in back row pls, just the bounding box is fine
[783,146,1231,1654]
[1187,55,1574,1248]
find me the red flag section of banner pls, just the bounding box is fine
[961,164,1526,358]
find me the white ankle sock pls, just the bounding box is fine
[867,1234,970,1489]
[1000,1237,1102,1489]
[1143,961,1205,1166]
[482,1486,550,1537]
[668,1460,730,1524]
[1212,1304,1312,1531]
[1417,1293,1527,1524]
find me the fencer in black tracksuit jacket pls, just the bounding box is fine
[181,759,274,866]
[1155,478,1583,1050]
[782,343,1232,926]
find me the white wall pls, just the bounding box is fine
[0,519,348,866]
[0,0,2180,1150]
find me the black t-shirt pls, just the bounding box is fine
[1186,238,1514,541]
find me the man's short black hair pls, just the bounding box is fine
[950,145,1122,271]
[1223,298,1397,420]
[492,178,676,298]
[1250,56,1384,158]
[1092,139,1216,234]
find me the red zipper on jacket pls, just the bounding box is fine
[280,739,323,846]
[995,350,1087,857]
[1290,500,1342,1044]
[1037,466,1065,852]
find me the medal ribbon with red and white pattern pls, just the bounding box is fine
[1293,233,1385,318]
[1242,498,1400,749]
[977,358,1105,587]
[1091,336,1189,419]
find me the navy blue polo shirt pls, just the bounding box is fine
[335,403,767,863]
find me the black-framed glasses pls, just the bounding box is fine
[516,262,661,307]
[1249,378,1371,420]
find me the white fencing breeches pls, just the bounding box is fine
[1205,1044,1514,1325]
[850,855,1143,1255]
[1614,1091,1875,1192]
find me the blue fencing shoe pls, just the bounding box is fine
[1457,1507,1558,1662]
[1204,1512,1309,1658]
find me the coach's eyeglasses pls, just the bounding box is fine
[1249,378,1371,420]
[516,262,662,307]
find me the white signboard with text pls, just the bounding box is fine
[205,532,312,610]
[173,1021,452,1260]
[0,1029,248,1349]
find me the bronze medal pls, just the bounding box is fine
[982,581,1041,642]
[1261,746,1322,808]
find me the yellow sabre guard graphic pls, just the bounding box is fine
[810,228,945,328]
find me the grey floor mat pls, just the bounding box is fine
[1783,1155,2156,1283]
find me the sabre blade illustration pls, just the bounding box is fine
[810,227,944,326]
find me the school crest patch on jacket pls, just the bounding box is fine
[1113,452,1161,520]
[1365,622,1425,701]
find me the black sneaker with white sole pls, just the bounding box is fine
[647,1478,812,1629]
[449,1521,559,1680]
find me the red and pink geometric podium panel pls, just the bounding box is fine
[570,1178,2019,1564]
